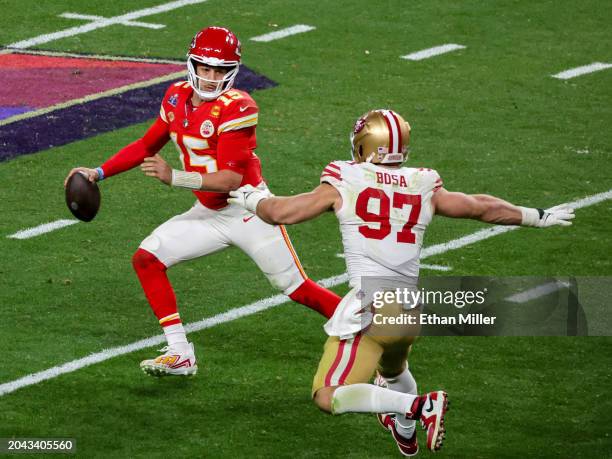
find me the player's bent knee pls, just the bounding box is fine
[313,386,335,413]
[132,248,164,272]
[266,266,305,295]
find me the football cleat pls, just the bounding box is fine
[418,391,449,452]
[377,413,419,457]
[140,343,198,377]
[374,373,419,456]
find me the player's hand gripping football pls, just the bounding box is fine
[141,154,172,185]
[64,167,99,187]
[228,184,274,213]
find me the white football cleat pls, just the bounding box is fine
[418,390,449,452]
[140,343,198,377]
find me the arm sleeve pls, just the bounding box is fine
[100,117,170,178]
[216,127,255,175]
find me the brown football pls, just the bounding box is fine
[65,172,101,222]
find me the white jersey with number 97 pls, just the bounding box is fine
[320,160,443,288]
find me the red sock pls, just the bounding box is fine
[132,248,181,326]
[289,279,341,319]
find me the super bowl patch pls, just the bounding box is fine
[200,119,215,138]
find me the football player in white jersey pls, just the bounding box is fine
[229,109,574,455]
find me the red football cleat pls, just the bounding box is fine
[377,413,419,457]
[418,391,449,452]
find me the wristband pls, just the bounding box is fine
[95,167,105,181]
[171,169,203,190]
[519,207,545,227]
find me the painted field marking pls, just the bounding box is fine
[505,281,571,304]
[421,263,453,272]
[401,44,466,61]
[7,219,78,240]
[0,189,610,396]
[0,70,184,127]
[59,12,165,30]
[552,62,612,80]
[14,48,183,65]
[250,25,315,43]
[6,0,207,49]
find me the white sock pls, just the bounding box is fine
[163,323,189,351]
[387,368,417,438]
[332,384,417,416]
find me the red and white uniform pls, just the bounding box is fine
[99,82,308,295]
[320,161,443,338]
[159,82,262,210]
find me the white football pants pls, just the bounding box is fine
[139,200,307,295]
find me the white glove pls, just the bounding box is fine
[520,205,575,227]
[228,184,273,213]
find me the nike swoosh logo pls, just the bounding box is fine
[239,106,248,112]
[243,215,256,223]
[424,397,434,413]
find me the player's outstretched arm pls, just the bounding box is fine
[432,188,574,227]
[229,183,341,225]
[64,117,169,187]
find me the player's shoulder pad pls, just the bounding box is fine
[320,160,347,187]
[159,81,190,123]
[416,167,443,192]
[165,80,191,98]
[217,90,258,134]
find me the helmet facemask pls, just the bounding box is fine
[187,56,240,101]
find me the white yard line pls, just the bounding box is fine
[505,281,571,304]
[0,70,185,127]
[0,189,610,396]
[250,25,315,43]
[401,44,466,61]
[7,220,79,239]
[422,263,453,272]
[60,12,165,30]
[552,62,612,80]
[6,0,207,49]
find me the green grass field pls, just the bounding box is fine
[1,1,611,457]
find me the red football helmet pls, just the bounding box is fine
[187,26,241,100]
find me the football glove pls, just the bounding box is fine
[228,184,273,213]
[520,205,575,227]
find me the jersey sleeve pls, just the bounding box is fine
[159,81,188,124]
[217,90,258,134]
[418,168,443,193]
[216,127,256,175]
[320,161,344,189]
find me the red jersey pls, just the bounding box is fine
[159,81,263,209]
[101,81,264,210]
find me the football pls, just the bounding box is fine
[65,172,101,222]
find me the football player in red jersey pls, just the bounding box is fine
[64,26,341,377]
